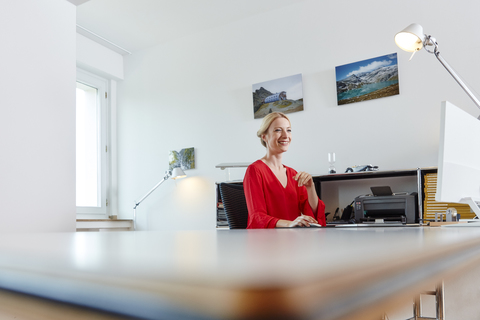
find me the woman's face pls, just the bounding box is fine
[262,117,291,153]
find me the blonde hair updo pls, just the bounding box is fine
[256,112,290,148]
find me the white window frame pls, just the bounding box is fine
[76,68,109,218]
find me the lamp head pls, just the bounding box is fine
[395,23,425,52]
[171,167,187,180]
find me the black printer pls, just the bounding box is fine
[354,186,418,224]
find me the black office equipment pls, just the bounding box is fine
[354,192,418,224]
[370,186,393,196]
[327,202,356,225]
[341,201,355,220]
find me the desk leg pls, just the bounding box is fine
[413,294,422,318]
[408,281,445,320]
[435,282,445,320]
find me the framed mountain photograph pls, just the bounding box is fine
[335,53,399,105]
[252,74,304,119]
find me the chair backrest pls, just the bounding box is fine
[219,183,248,229]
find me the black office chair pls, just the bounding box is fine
[219,183,248,229]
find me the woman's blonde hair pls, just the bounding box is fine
[256,112,290,147]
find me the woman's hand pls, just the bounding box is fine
[294,171,314,188]
[289,215,318,227]
[294,171,319,213]
[277,215,318,228]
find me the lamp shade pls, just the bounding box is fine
[171,167,187,180]
[395,23,425,52]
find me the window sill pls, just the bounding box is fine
[76,219,133,232]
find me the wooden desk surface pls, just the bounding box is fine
[1,227,480,319]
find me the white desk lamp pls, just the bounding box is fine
[133,167,186,230]
[395,23,480,116]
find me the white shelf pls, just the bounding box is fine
[215,162,251,170]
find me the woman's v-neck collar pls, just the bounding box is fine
[260,160,288,189]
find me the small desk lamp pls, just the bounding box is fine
[395,23,480,115]
[133,167,186,230]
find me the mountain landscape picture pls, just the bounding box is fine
[252,74,304,119]
[335,53,399,105]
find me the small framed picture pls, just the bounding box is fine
[169,147,195,170]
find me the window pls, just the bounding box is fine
[76,69,109,216]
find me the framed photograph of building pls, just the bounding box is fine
[335,53,399,105]
[252,74,304,119]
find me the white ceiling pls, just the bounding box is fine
[74,0,307,55]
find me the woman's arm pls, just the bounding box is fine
[293,171,326,226]
[294,171,318,212]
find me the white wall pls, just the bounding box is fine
[117,0,480,230]
[77,33,124,81]
[0,0,76,232]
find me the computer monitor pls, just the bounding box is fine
[436,101,480,218]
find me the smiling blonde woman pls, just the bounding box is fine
[243,112,326,228]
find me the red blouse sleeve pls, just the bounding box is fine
[290,168,327,226]
[297,191,327,226]
[316,201,327,226]
[301,196,326,226]
[243,164,279,228]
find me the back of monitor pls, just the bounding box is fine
[436,101,480,217]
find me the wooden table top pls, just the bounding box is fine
[1,226,480,319]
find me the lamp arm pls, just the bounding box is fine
[132,170,172,231]
[133,171,172,210]
[424,35,480,111]
[434,53,480,110]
